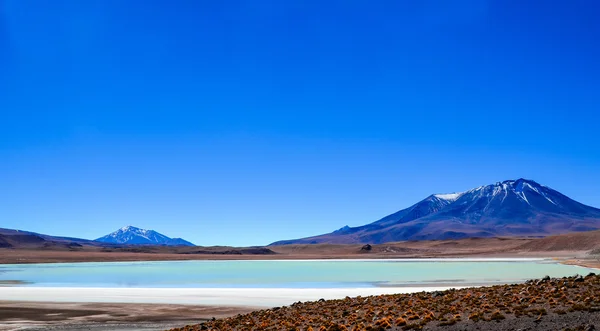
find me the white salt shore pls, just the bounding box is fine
[0,286,465,307]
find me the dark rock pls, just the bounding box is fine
[432,291,445,298]
[361,244,372,251]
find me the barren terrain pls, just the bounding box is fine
[169,274,600,331]
[0,302,257,331]
[1,230,599,265]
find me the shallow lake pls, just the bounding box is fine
[0,258,595,288]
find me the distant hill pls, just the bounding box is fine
[271,178,600,245]
[0,228,100,250]
[517,229,600,252]
[96,226,195,246]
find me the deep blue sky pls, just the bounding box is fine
[1,0,599,246]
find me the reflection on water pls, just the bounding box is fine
[0,280,32,286]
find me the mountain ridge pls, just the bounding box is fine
[96,226,195,246]
[271,178,600,245]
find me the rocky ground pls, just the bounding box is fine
[167,274,600,331]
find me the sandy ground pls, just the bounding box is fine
[0,301,256,331]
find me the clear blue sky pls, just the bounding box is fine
[1,0,599,246]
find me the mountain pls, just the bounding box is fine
[96,226,195,246]
[271,179,600,245]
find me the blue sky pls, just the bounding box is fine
[1,0,599,246]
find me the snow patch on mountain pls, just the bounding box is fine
[433,193,463,202]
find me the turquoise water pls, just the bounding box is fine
[0,259,594,288]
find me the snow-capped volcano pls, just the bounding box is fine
[443,179,594,219]
[96,226,195,246]
[271,179,600,245]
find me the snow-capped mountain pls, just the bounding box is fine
[96,226,195,246]
[271,179,600,245]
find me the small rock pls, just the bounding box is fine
[432,291,445,298]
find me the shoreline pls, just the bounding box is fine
[2,255,591,267]
[1,257,596,307]
[561,258,600,270]
[0,256,553,267]
[0,286,468,307]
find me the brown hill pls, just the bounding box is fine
[0,226,598,265]
[517,229,600,252]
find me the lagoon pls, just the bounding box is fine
[0,258,594,288]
